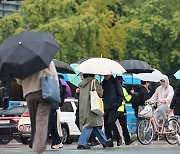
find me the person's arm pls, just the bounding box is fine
[149,88,158,103]
[163,86,174,105]
[116,79,124,107]
[142,90,150,103]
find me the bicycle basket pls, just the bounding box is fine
[139,105,153,118]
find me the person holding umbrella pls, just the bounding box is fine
[77,74,112,149]
[102,75,124,146]
[17,61,59,154]
[0,30,60,153]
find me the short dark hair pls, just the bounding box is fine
[83,74,94,79]
[141,80,149,85]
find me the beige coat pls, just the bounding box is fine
[79,77,103,130]
[17,61,58,97]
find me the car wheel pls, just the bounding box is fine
[20,137,29,145]
[61,125,68,144]
[0,138,11,144]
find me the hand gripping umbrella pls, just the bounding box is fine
[0,30,59,79]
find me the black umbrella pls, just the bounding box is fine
[75,57,93,64]
[53,59,75,74]
[0,30,59,79]
[120,59,154,74]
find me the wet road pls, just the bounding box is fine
[0,140,179,154]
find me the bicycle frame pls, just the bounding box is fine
[146,116,173,135]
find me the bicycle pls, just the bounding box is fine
[137,104,180,145]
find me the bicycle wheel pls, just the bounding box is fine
[165,118,180,145]
[137,119,154,145]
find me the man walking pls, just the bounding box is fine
[102,75,124,146]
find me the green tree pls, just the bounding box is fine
[118,0,180,80]
[0,13,23,42]
[0,0,137,63]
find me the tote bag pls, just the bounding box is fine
[90,79,104,115]
[41,76,61,109]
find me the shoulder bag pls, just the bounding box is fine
[90,79,104,115]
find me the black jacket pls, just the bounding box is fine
[102,76,124,111]
[170,83,180,116]
[131,85,151,117]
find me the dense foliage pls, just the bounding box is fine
[0,0,179,85]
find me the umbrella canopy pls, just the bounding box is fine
[174,69,180,79]
[75,57,93,64]
[76,58,126,75]
[0,30,59,79]
[53,59,75,74]
[120,59,154,73]
[133,69,164,82]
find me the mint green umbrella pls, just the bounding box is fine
[68,63,101,87]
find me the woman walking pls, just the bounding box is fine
[77,74,111,149]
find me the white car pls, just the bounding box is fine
[18,98,80,144]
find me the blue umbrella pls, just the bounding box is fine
[174,69,180,79]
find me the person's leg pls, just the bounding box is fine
[50,109,61,146]
[26,93,38,148]
[31,92,51,154]
[104,112,112,139]
[92,127,107,144]
[78,128,93,145]
[118,115,131,144]
[108,108,122,145]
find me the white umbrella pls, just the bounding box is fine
[133,69,164,82]
[76,58,126,75]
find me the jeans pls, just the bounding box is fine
[78,127,107,145]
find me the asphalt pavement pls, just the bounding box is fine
[0,140,179,154]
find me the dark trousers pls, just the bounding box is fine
[104,108,121,141]
[26,91,51,154]
[116,113,131,144]
[48,109,61,145]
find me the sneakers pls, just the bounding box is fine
[175,134,180,146]
[51,143,63,149]
[77,144,90,149]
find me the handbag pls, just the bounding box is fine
[90,79,104,115]
[41,76,61,109]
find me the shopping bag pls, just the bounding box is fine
[90,80,104,115]
[41,76,61,109]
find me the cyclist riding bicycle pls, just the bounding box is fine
[148,75,174,128]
